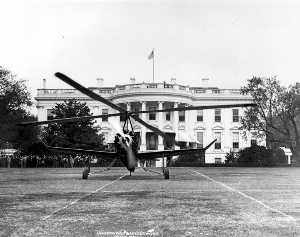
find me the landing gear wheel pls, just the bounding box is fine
[82,167,90,179]
[163,168,169,179]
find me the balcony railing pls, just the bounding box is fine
[36,83,244,97]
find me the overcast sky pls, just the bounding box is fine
[1,0,300,98]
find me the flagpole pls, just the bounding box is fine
[152,49,154,83]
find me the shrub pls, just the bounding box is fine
[237,145,287,166]
[225,151,239,164]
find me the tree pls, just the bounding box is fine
[241,77,300,163]
[0,66,39,151]
[43,99,105,150]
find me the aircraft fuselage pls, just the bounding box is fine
[114,133,138,172]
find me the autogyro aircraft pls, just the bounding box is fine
[20,72,256,179]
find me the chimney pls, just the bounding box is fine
[130,77,136,84]
[96,78,104,87]
[201,78,209,87]
[171,78,176,84]
[42,78,46,89]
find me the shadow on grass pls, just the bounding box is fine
[90,173,165,181]
[121,175,163,180]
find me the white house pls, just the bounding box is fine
[35,78,265,166]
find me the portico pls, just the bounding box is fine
[117,101,184,152]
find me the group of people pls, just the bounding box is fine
[0,154,101,168]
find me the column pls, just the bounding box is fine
[223,108,231,154]
[185,104,190,147]
[126,102,131,112]
[173,102,179,144]
[158,101,164,150]
[140,102,147,151]
[126,102,131,130]
[157,101,164,167]
[37,105,45,121]
[108,108,119,143]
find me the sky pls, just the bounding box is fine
[1,0,300,101]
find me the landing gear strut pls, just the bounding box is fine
[162,156,169,179]
[163,167,169,179]
[82,167,90,179]
[82,157,91,179]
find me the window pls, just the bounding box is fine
[179,110,185,122]
[165,111,171,121]
[164,82,173,88]
[149,136,156,149]
[147,133,157,150]
[102,109,108,122]
[232,132,239,149]
[251,139,257,146]
[232,109,239,122]
[196,132,204,148]
[134,132,141,149]
[215,158,222,164]
[197,110,203,122]
[214,132,221,149]
[195,89,205,93]
[215,109,221,122]
[149,106,156,120]
[147,84,157,88]
[47,109,55,120]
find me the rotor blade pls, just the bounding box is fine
[54,72,171,141]
[130,103,255,142]
[55,72,126,113]
[129,103,256,115]
[131,114,170,142]
[17,112,123,126]
[46,145,117,157]
[204,139,217,150]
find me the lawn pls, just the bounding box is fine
[0,167,299,236]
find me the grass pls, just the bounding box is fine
[0,167,300,236]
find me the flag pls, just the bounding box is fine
[148,50,154,60]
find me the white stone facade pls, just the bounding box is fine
[35,80,265,165]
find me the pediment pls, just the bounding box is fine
[212,125,224,130]
[149,123,159,128]
[230,126,240,130]
[163,124,173,130]
[178,124,185,130]
[194,126,206,130]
